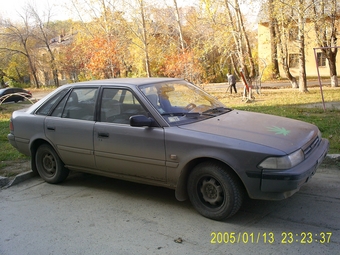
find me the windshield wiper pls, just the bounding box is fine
[161,112,201,118]
[161,107,232,118]
[202,107,233,116]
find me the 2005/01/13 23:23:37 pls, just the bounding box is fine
[210,232,333,244]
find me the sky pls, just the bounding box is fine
[0,0,199,22]
[0,0,259,26]
[0,0,71,21]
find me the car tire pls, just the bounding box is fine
[187,161,243,221]
[35,144,69,184]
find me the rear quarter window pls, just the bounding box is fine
[35,89,68,116]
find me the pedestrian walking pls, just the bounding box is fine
[227,73,237,94]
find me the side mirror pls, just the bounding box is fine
[129,115,155,127]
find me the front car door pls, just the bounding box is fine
[94,87,166,182]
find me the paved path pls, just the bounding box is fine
[1,166,339,255]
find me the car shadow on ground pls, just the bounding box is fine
[61,171,193,210]
[56,171,302,223]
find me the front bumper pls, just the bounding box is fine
[260,138,329,199]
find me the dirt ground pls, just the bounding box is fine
[0,160,31,180]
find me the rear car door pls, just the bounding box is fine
[44,87,98,169]
[94,87,166,182]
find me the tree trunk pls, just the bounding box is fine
[140,0,151,77]
[24,46,40,88]
[283,64,298,88]
[274,19,298,88]
[298,0,307,92]
[328,52,338,87]
[312,0,338,88]
[298,34,307,92]
[173,0,185,51]
[233,0,256,80]
[268,0,280,79]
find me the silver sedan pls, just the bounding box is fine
[8,78,329,220]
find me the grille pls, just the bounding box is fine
[303,136,320,158]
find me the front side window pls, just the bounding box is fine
[100,88,146,124]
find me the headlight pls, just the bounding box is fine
[259,149,304,170]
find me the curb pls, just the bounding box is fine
[1,171,37,189]
[0,176,10,187]
[326,154,340,160]
[1,154,339,189]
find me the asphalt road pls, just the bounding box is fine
[0,166,339,255]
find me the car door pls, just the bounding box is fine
[94,88,166,182]
[45,87,98,170]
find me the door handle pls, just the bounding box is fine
[47,126,55,131]
[98,132,109,138]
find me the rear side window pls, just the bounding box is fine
[61,88,98,121]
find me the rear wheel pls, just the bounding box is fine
[187,161,243,221]
[35,144,69,183]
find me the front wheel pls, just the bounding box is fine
[187,161,243,221]
[35,144,69,184]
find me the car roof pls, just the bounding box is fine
[65,77,183,87]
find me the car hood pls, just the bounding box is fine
[179,110,318,153]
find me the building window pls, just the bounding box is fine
[289,54,299,68]
[317,52,327,67]
[289,27,299,41]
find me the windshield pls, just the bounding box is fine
[139,80,231,125]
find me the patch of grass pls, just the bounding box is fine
[0,102,31,162]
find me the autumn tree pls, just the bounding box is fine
[269,0,299,88]
[186,0,257,84]
[311,0,338,87]
[196,0,230,82]
[119,0,154,77]
[271,0,322,92]
[148,1,204,82]
[0,43,29,84]
[0,13,40,87]
[85,36,121,79]
[69,0,133,78]
[28,3,61,86]
[221,0,257,84]
[160,49,204,82]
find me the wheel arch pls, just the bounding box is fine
[30,139,59,174]
[175,157,247,201]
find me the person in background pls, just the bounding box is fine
[227,73,237,94]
